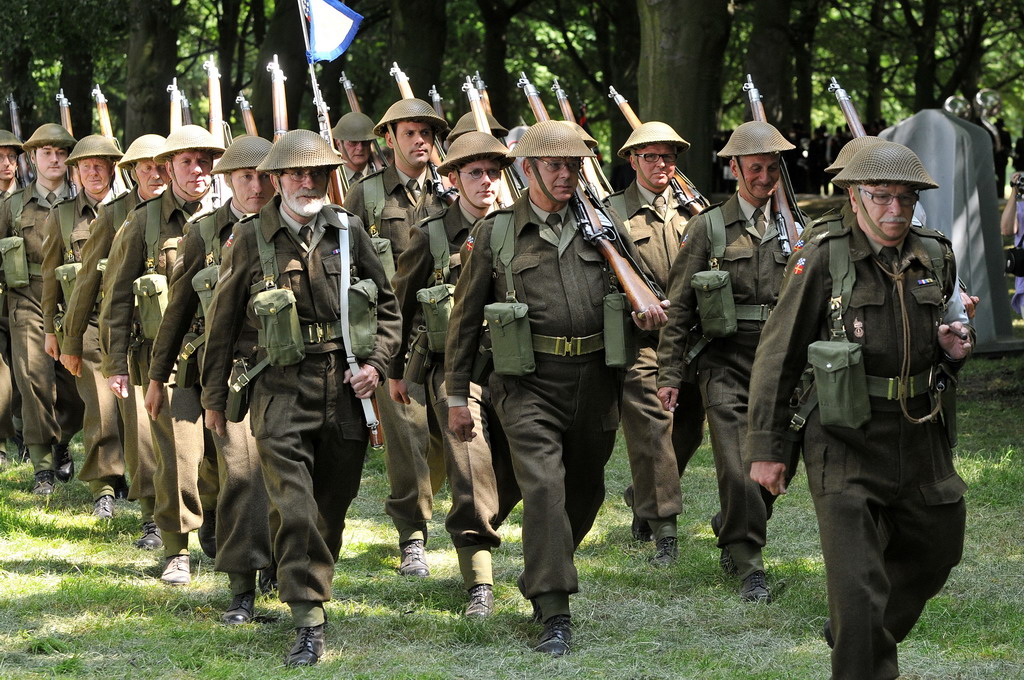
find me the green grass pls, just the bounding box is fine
[2,355,1023,678]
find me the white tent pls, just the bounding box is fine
[881,109,1021,352]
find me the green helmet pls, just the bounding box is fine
[824,135,883,175]
[447,111,509,144]
[373,98,449,138]
[214,135,273,175]
[511,120,595,159]
[717,121,793,158]
[332,112,377,142]
[559,120,598,149]
[118,134,167,169]
[832,141,938,191]
[154,125,225,163]
[66,134,123,166]
[23,123,76,152]
[437,132,512,175]
[257,129,342,173]
[618,121,690,159]
[0,129,22,151]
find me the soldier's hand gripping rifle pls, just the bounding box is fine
[339,71,386,172]
[235,93,258,137]
[608,85,709,216]
[56,90,78,196]
[6,94,34,187]
[168,78,183,132]
[389,62,457,205]
[204,59,233,209]
[742,74,803,256]
[461,76,516,208]
[517,72,665,318]
[267,55,289,142]
[551,78,612,200]
[827,77,866,138]
[91,84,130,196]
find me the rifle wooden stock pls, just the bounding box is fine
[828,77,867,138]
[473,72,493,115]
[168,79,183,132]
[340,72,361,113]
[181,95,193,126]
[517,72,551,122]
[389,62,415,100]
[6,94,33,187]
[204,60,226,147]
[91,85,130,196]
[267,56,288,142]
[56,90,79,194]
[236,94,258,136]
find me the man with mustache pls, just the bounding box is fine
[200,130,400,665]
[747,142,970,679]
[99,126,223,585]
[146,135,276,623]
[40,135,124,516]
[390,131,520,617]
[446,120,668,655]
[344,98,448,580]
[657,121,796,603]
[0,123,84,495]
[331,111,376,185]
[605,122,706,565]
[60,134,166,538]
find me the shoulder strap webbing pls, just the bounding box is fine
[705,206,726,268]
[197,213,221,265]
[57,200,77,259]
[825,219,855,339]
[489,211,517,302]
[144,199,162,274]
[608,193,630,234]
[364,173,385,235]
[9,191,25,233]
[251,217,279,291]
[426,216,450,284]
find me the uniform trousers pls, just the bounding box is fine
[251,353,367,606]
[805,404,966,680]
[75,324,125,496]
[621,344,705,522]
[150,380,212,534]
[491,355,621,600]
[0,315,19,440]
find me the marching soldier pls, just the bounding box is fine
[146,134,275,624]
[747,142,970,679]
[331,111,376,184]
[0,123,84,495]
[0,129,26,465]
[605,122,706,564]
[445,120,667,655]
[40,135,124,517]
[99,125,223,585]
[61,134,166,538]
[200,130,400,665]
[389,131,520,617]
[657,121,795,602]
[343,98,447,578]
[0,130,20,198]
[445,111,508,145]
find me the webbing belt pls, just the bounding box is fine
[532,332,603,356]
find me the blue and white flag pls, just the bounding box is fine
[305,0,362,63]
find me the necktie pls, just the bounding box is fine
[183,200,201,216]
[352,170,363,182]
[652,194,667,218]
[44,191,57,208]
[879,246,900,272]
[299,225,312,245]
[407,178,421,201]
[546,212,562,238]
[753,208,767,237]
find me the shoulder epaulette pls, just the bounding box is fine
[131,194,162,212]
[696,201,725,217]
[908,224,950,244]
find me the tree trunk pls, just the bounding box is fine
[744,0,793,126]
[478,1,515,130]
[251,1,307,137]
[906,0,941,110]
[637,0,732,194]
[125,0,181,142]
[602,0,640,172]
[863,0,885,124]
[790,0,823,132]
[389,0,447,103]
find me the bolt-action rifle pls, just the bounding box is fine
[389,62,456,206]
[6,94,34,187]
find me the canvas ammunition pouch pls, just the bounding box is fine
[55,263,82,302]
[404,326,433,385]
[416,217,457,352]
[807,339,870,429]
[603,292,638,367]
[175,330,204,389]
[133,201,169,340]
[371,237,396,282]
[486,211,535,376]
[252,286,305,367]
[692,208,738,337]
[0,236,31,288]
[192,265,220,318]
[347,278,378,360]
[227,357,262,422]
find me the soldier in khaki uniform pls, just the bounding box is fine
[331,111,376,185]
[747,142,970,680]
[605,122,706,565]
[146,135,275,623]
[40,135,124,516]
[446,121,667,655]
[0,123,84,494]
[99,125,223,585]
[61,134,166,540]
[657,121,795,602]
[0,129,25,464]
[201,130,401,666]
[0,130,20,197]
[390,132,520,617]
[343,98,448,577]
[446,111,508,146]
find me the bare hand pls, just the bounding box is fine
[108,375,130,399]
[959,290,980,320]
[632,299,670,331]
[60,353,83,377]
[750,461,788,496]
[144,379,165,420]
[938,321,972,361]
[388,378,411,404]
[448,405,476,442]
[44,333,60,361]
[205,409,227,438]
[344,364,380,400]
[658,386,679,412]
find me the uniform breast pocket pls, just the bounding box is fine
[722,245,754,263]
[509,253,547,310]
[322,252,343,282]
[577,247,607,307]
[379,207,409,245]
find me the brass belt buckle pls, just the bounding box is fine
[555,336,578,356]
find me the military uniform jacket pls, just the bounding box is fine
[343,163,442,261]
[199,196,401,413]
[60,189,140,356]
[148,201,254,384]
[0,181,70,295]
[606,181,688,294]
[98,189,189,378]
[445,193,644,400]
[657,192,789,389]
[745,212,959,466]
[40,191,103,333]
[388,201,474,379]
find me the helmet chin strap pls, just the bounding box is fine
[853,187,908,244]
[528,158,564,207]
[387,122,425,174]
